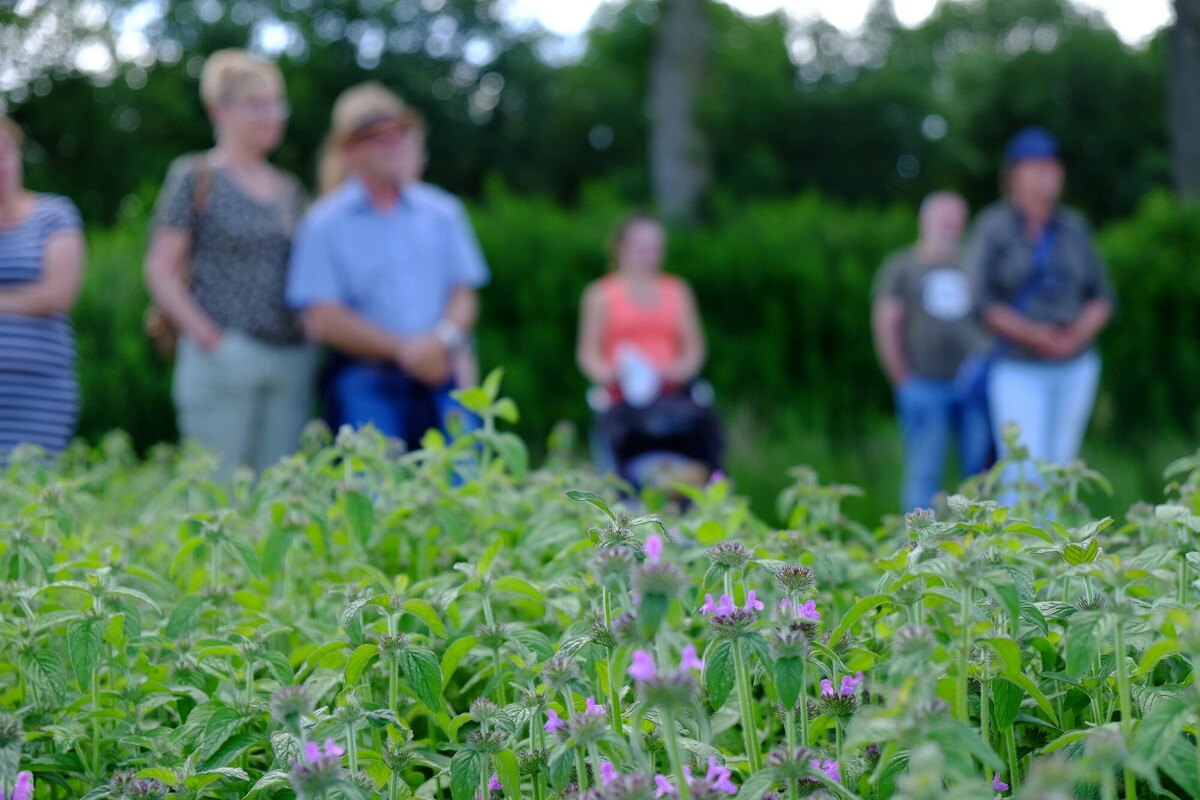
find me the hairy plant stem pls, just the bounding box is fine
[531,712,548,800]
[481,595,506,705]
[1179,556,1188,605]
[1005,726,1020,793]
[798,661,810,748]
[602,587,624,736]
[91,667,101,780]
[1113,617,1137,800]
[732,639,763,772]
[661,710,691,800]
[958,585,974,726]
[575,747,590,792]
[785,708,799,800]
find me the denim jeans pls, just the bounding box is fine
[328,361,474,448]
[988,350,1100,497]
[895,376,993,512]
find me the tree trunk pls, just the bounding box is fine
[1169,0,1200,197]
[648,0,711,224]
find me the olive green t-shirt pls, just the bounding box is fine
[872,247,986,381]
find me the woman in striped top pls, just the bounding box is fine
[0,115,86,455]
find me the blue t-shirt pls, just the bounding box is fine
[286,177,489,336]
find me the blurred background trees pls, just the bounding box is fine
[1,0,1195,522]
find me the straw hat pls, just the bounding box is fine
[329,82,415,145]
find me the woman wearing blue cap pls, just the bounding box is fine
[964,126,1114,486]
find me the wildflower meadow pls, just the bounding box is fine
[2,374,1200,800]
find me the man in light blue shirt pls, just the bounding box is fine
[287,82,489,444]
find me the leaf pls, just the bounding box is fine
[492,432,528,479]
[830,594,893,641]
[66,615,104,688]
[1134,696,1189,764]
[774,656,806,711]
[108,586,162,613]
[261,525,293,575]
[402,598,449,639]
[450,748,484,800]
[637,593,669,639]
[201,705,246,757]
[345,643,380,686]
[19,648,67,705]
[703,640,735,711]
[992,678,1023,730]
[493,397,520,425]
[494,749,520,800]
[399,645,442,712]
[493,577,543,605]
[478,538,504,577]
[565,490,613,520]
[1160,733,1200,799]
[165,594,206,639]
[198,731,260,772]
[1065,611,1107,679]
[223,536,260,578]
[345,490,374,547]
[1063,544,1086,566]
[1139,638,1182,675]
[246,770,291,796]
[441,636,479,683]
[735,768,781,800]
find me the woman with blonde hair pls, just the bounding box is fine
[0,115,86,455]
[144,49,313,480]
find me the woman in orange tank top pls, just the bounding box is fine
[576,213,706,401]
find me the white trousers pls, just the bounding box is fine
[988,349,1101,466]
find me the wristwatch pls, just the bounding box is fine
[434,319,465,351]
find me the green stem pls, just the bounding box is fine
[608,648,624,737]
[388,772,400,800]
[661,711,691,800]
[575,748,589,792]
[979,675,990,750]
[798,659,810,748]
[91,667,101,780]
[785,709,799,800]
[1114,619,1137,800]
[1179,556,1188,606]
[732,639,763,772]
[958,586,973,725]
[1005,726,1019,793]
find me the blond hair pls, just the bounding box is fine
[199,49,283,110]
[0,115,24,148]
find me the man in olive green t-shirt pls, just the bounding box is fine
[871,191,993,511]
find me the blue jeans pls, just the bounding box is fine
[329,361,474,447]
[895,377,993,512]
[988,350,1100,504]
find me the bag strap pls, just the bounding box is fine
[191,151,215,226]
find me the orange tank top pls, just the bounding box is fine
[599,274,685,374]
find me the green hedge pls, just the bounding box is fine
[75,186,1200,455]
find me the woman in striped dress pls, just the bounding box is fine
[0,115,86,455]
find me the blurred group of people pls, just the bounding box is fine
[872,126,1114,512]
[0,49,1112,508]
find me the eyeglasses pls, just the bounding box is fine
[231,98,291,118]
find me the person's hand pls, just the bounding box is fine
[1024,322,1062,359]
[662,361,697,386]
[399,335,452,386]
[1040,326,1087,360]
[189,316,223,352]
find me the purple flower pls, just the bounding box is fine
[820,678,835,698]
[701,594,736,615]
[680,644,704,671]
[708,470,726,485]
[654,774,675,798]
[585,696,606,717]
[811,759,841,782]
[744,590,765,611]
[839,672,865,696]
[629,650,658,681]
[3,772,33,800]
[645,534,663,565]
[601,762,619,785]
[705,756,738,794]
[993,773,1009,792]
[303,741,322,762]
[796,599,821,620]
[545,708,565,733]
[489,774,503,792]
[324,739,345,758]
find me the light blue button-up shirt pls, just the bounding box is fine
[287,176,489,336]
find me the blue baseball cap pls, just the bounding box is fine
[1004,126,1061,165]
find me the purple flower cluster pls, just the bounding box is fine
[545,696,607,734]
[779,598,821,620]
[699,591,765,615]
[819,672,864,698]
[809,759,841,783]
[0,772,33,800]
[993,773,1009,792]
[644,756,738,797]
[628,646,704,682]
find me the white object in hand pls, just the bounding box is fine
[616,343,661,408]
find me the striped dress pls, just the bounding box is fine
[0,194,82,454]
